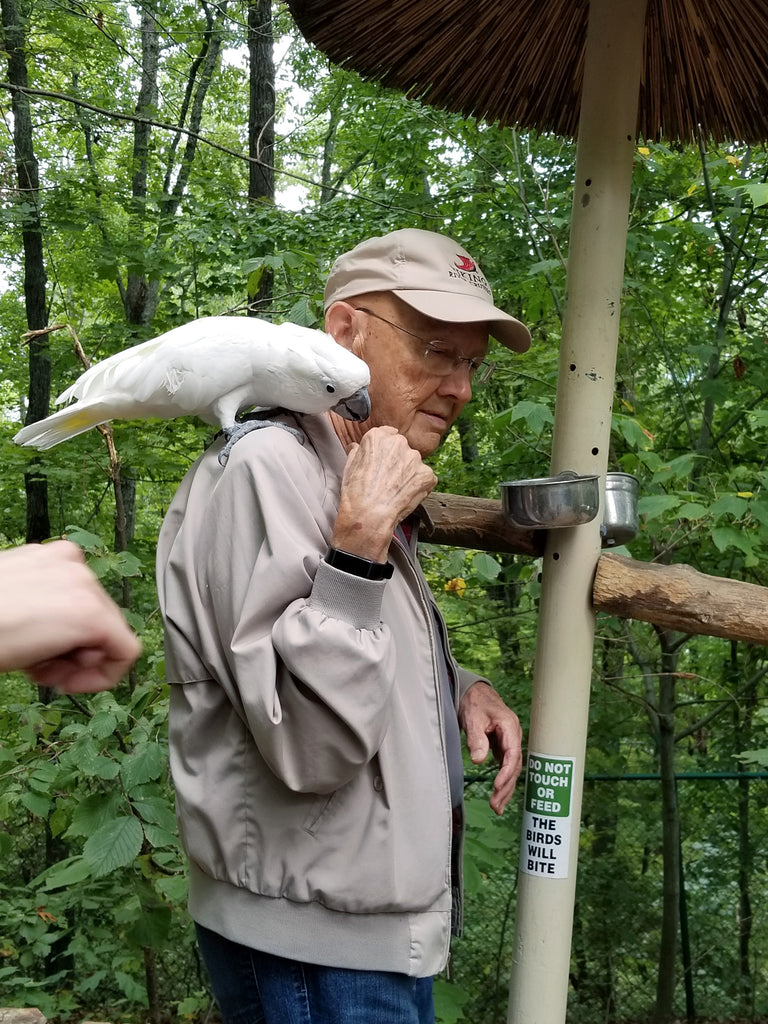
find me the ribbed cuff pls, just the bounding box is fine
[309,557,388,630]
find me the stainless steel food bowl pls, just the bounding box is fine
[602,472,639,546]
[501,471,600,529]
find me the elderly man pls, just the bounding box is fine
[156,228,531,1024]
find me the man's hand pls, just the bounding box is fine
[0,541,142,692]
[459,681,523,815]
[333,426,437,563]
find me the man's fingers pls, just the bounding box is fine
[467,729,490,764]
[490,754,523,815]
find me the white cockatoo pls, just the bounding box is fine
[14,316,371,463]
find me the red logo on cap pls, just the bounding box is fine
[454,255,476,273]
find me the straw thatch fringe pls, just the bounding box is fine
[287,0,768,144]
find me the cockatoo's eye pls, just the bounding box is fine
[325,384,336,394]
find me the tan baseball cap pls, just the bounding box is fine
[324,227,531,353]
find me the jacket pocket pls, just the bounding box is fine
[302,791,337,836]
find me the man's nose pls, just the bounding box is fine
[436,364,474,404]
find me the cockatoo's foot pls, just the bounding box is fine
[218,417,305,466]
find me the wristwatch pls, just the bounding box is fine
[324,546,394,580]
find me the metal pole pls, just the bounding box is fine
[507,1,648,1021]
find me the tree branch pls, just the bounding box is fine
[0,80,439,217]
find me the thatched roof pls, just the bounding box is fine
[285,0,768,144]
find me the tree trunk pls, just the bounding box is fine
[248,0,274,205]
[320,104,339,205]
[125,0,160,325]
[247,0,275,314]
[590,634,622,1022]
[144,946,161,1024]
[693,140,748,462]
[733,642,756,1014]
[737,759,754,1013]
[654,628,681,1023]
[0,8,70,979]
[2,0,50,542]
[456,413,479,465]
[115,463,136,617]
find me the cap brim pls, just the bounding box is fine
[392,289,531,353]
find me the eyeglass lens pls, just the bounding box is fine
[356,307,495,383]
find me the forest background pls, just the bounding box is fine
[3,2,768,1023]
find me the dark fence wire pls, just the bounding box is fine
[454,770,768,1024]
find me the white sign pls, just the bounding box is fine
[519,753,575,879]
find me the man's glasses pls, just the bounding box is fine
[355,307,496,385]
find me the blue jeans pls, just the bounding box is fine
[196,923,435,1024]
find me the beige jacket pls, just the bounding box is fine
[156,413,478,977]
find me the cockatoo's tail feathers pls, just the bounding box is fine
[14,404,111,449]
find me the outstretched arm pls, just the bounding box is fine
[459,680,523,815]
[0,541,141,692]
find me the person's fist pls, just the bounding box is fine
[0,541,141,692]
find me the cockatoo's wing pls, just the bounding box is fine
[14,316,371,450]
[54,330,179,407]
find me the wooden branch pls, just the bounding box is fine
[421,493,768,647]
[420,492,543,556]
[593,552,768,646]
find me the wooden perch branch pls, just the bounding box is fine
[422,492,768,647]
[594,552,768,646]
[420,492,543,557]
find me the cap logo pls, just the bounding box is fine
[454,255,476,272]
[448,252,492,298]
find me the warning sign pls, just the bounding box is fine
[519,753,575,879]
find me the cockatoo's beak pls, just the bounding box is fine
[332,386,371,422]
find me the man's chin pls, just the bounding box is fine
[409,428,449,458]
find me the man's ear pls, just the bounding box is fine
[325,301,359,351]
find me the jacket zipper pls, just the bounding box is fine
[391,530,465,936]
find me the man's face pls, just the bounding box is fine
[345,294,490,457]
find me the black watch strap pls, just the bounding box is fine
[324,547,394,580]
